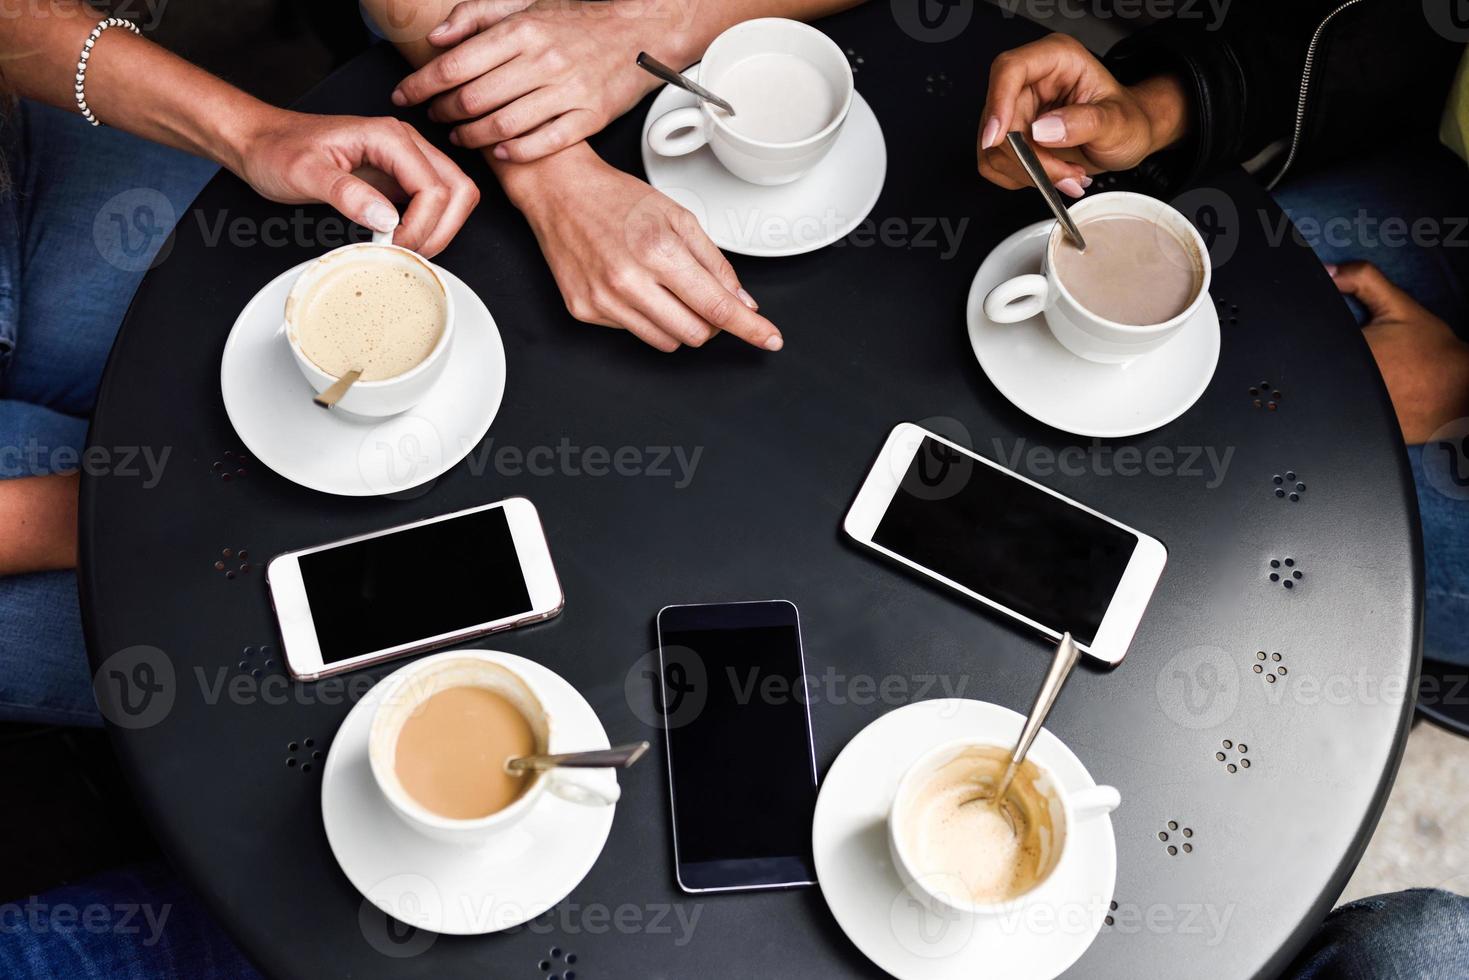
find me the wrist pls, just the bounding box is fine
[494,141,599,217]
[614,0,719,70]
[216,101,287,177]
[1131,73,1189,156]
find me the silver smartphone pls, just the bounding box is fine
[267,497,563,681]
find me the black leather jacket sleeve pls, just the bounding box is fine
[1102,0,1462,193]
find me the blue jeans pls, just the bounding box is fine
[0,101,215,725]
[1274,143,1469,666]
[0,863,258,979]
[1286,889,1469,978]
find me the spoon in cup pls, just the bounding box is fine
[506,741,650,773]
[636,51,736,116]
[961,632,1081,829]
[312,368,362,409]
[1006,131,1087,252]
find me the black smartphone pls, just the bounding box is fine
[655,600,819,893]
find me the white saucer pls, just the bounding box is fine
[640,70,886,257]
[812,699,1116,980]
[320,650,616,936]
[966,221,1220,438]
[220,263,505,496]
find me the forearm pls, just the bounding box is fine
[0,1,273,174]
[0,473,78,575]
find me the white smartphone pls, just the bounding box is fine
[266,497,563,681]
[843,423,1166,665]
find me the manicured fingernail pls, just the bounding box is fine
[737,287,758,310]
[491,143,509,159]
[364,202,399,234]
[1056,177,1084,198]
[1325,263,1338,277]
[427,21,450,39]
[390,89,407,107]
[764,334,783,351]
[1031,114,1065,143]
[981,117,1001,149]
[1079,175,1093,188]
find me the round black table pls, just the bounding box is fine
[80,5,1422,978]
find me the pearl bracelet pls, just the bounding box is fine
[74,18,141,127]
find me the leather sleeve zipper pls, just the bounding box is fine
[1266,0,1369,189]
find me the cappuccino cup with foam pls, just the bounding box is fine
[284,238,454,418]
[888,737,1120,916]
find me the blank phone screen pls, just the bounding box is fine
[871,437,1138,645]
[660,603,817,886]
[298,507,532,663]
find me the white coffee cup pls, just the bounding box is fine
[982,191,1211,364]
[646,18,853,186]
[284,231,455,418]
[368,652,618,848]
[888,737,1120,917]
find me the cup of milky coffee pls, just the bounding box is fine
[646,18,853,186]
[983,191,1211,364]
[368,652,618,847]
[888,739,1120,916]
[284,237,454,418]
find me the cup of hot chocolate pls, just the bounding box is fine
[982,191,1211,364]
[368,653,618,847]
[888,738,1119,916]
[284,235,455,418]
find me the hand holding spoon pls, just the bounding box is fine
[506,741,650,773]
[962,632,1081,826]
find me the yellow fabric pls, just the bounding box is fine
[1442,47,1469,163]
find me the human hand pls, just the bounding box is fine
[231,109,480,257]
[509,148,782,352]
[1331,261,1469,444]
[392,0,676,162]
[977,34,1186,198]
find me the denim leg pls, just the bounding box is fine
[0,103,214,726]
[1284,889,1469,979]
[1409,443,1469,665]
[0,863,260,980]
[1,100,217,417]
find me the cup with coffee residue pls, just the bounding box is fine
[284,238,455,418]
[982,190,1211,364]
[368,653,618,847]
[888,739,1119,916]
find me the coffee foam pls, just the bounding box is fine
[901,746,1059,905]
[292,248,445,381]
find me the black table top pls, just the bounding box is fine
[79,5,1422,978]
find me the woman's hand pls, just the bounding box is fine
[506,147,782,353]
[1331,262,1469,445]
[391,0,678,162]
[231,109,480,257]
[978,34,1187,198]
